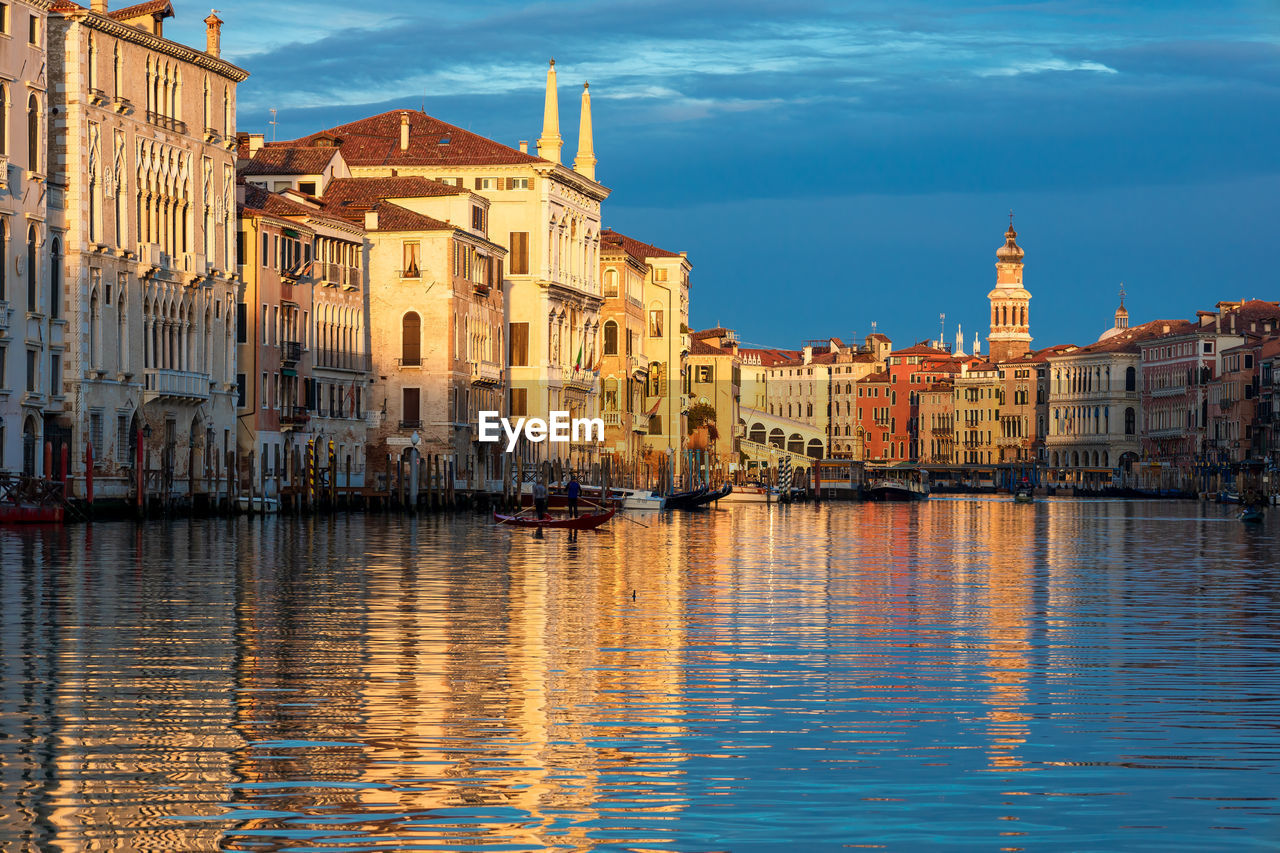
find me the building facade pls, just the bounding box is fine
[0,0,54,477]
[48,2,247,501]
[598,234,650,463]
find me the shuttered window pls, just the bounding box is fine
[401,312,421,366]
[509,322,528,366]
[509,232,528,275]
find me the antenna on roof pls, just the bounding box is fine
[939,312,945,347]
[268,107,278,142]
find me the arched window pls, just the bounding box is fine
[26,226,37,312]
[749,423,765,444]
[401,312,421,366]
[806,402,813,417]
[603,269,618,297]
[0,85,7,157]
[0,220,7,301]
[27,94,39,172]
[1125,407,1136,435]
[1125,366,1136,392]
[603,320,618,356]
[49,238,61,319]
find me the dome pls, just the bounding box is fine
[996,224,1024,263]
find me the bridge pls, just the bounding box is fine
[738,406,826,472]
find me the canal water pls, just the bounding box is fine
[1,499,1278,851]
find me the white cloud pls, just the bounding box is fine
[978,59,1119,78]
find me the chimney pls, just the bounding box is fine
[247,133,264,157]
[518,140,529,153]
[204,10,223,58]
[364,209,379,231]
[399,112,410,151]
[92,0,108,13]
[803,345,813,365]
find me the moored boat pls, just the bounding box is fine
[684,483,733,508]
[494,508,616,530]
[1240,506,1264,523]
[1013,488,1034,503]
[863,478,929,501]
[719,483,774,503]
[662,486,708,510]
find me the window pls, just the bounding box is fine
[509,322,529,366]
[236,373,246,407]
[49,352,60,396]
[0,85,6,158]
[26,349,37,392]
[401,312,421,366]
[697,365,712,383]
[27,94,38,171]
[26,225,37,312]
[603,321,618,356]
[603,269,618,297]
[48,238,60,318]
[402,241,420,277]
[89,411,104,456]
[509,387,527,417]
[298,181,316,196]
[0,4,7,35]
[116,415,131,465]
[28,10,36,44]
[471,205,485,232]
[648,309,664,338]
[509,232,528,275]
[1125,407,1136,435]
[654,267,668,282]
[402,387,421,426]
[236,303,247,343]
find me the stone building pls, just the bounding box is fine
[599,229,690,459]
[686,328,741,469]
[1046,313,1181,489]
[598,235,650,463]
[234,183,371,496]
[275,62,610,466]
[0,0,55,476]
[48,1,247,501]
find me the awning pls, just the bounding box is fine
[281,368,297,377]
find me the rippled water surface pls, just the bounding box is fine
[2,499,1279,851]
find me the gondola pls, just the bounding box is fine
[1240,506,1265,523]
[680,483,733,509]
[493,508,616,530]
[662,486,708,510]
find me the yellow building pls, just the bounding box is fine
[599,229,691,461]
[598,234,649,463]
[276,63,611,466]
[686,329,742,470]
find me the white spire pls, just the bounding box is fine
[573,82,596,180]
[536,59,563,164]
[956,324,965,356]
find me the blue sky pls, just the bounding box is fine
[172,0,1279,351]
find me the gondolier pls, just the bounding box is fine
[532,479,549,519]
[567,474,581,518]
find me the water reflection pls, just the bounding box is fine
[0,500,1278,850]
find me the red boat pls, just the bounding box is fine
[493,508,616,530]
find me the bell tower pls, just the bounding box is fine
[987,214,1032,362]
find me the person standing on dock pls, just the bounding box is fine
[567,474,581,518]
[533,479,549,519]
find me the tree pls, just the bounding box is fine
[687,403,719,442]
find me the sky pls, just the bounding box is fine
[171,0,1280,351]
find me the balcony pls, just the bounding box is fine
[1150,385,1187,398]
[631,413,650,433]
[281,340,303,365]
[279,406,310,426]
[470,360,502,386]
[603,411,622,428]
[314,350,372,373]
[564,371,596,392]
[143,368,210,401]
[138,242,169,272]
[630,352,649,374]
[399,419,422,430]
[145,110,188,135]
[347,267,362,289]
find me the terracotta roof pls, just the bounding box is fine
[239,184,354,230]
[858,371,889,384]
[689,340,727,356]
[240,147,340,177]
[691,327,731,341]
[321,176,467,223]
[279,110,542,168]
[600,229,683,264]
[1070,319,1193,355]
[966,362,999,372]
[738,348,799,366]
[890,344,950,357]
[109,0,173,21]
[368,202,453,233]
[1261,338,1280,360]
